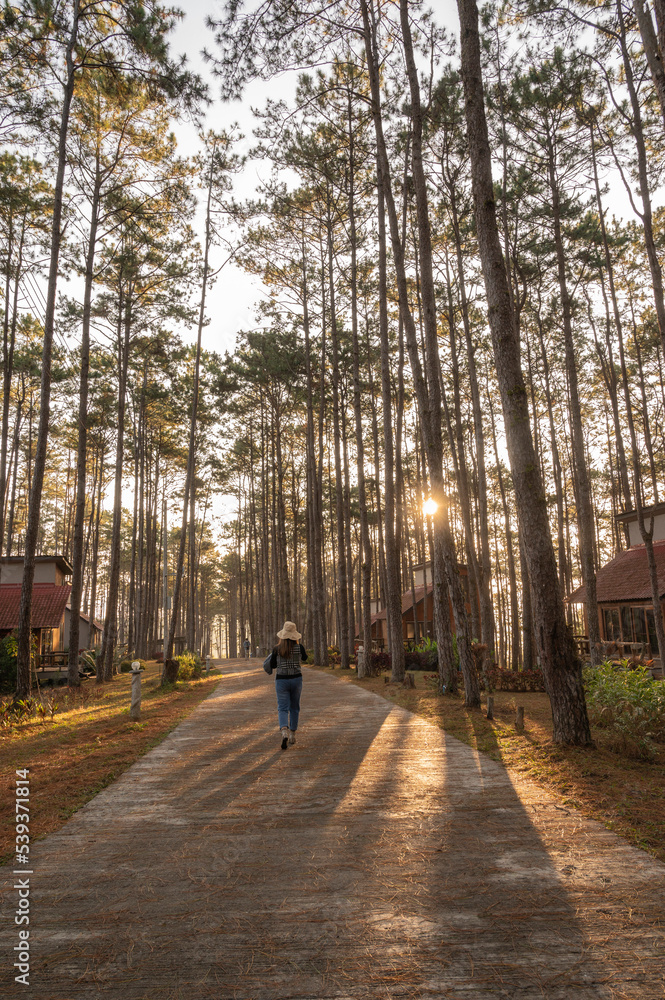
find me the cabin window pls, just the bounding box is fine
[603,607,620,641]
[406,621,427,640]
[601,603,659,654]
[632,607,648,645]
[621,605,632,642]
[646,608,657,654]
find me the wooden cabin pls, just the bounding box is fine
[568,506,665,662]
[365,562,473,649]
[0,556,102,660]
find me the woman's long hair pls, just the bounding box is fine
[277,637,296,658]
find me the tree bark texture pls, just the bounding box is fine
[457,0,592,743]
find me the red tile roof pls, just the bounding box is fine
[68,606,103,630]
[372,583,432,621]
[0,584,71,630]
[569,541,665,604]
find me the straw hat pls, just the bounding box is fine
[277,621,301,641]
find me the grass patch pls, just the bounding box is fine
[0,661,222,863]
[311,664,665,863]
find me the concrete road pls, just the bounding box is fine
[2,659,664,999]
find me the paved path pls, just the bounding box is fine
[2,660,665,999]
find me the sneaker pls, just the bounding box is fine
[280,727,289,750]
[288,730,296,745]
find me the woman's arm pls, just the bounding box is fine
[299,643,307,662]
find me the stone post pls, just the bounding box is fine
[357,645,365,679]
[130,661,141,721]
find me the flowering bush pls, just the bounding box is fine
[404,649,434,671]
[367,651,391,675]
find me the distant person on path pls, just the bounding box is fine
[243,637,250,659]
[267,621,307,750]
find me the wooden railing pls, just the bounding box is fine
[574,637,655,664]
[34,652,68,670]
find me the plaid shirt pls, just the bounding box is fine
[274,643,306,677]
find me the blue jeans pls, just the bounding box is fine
[275,676,302,731]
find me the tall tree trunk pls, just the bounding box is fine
[534,307,571,599]
[614,275,665,662]
[0,214,25,564]
[67,164,101,685]
[4,388,24,558]
[376,167,405,681]
[448,183,496,658]
[136,371,148,656]
[326,203,350,669]
[634,0,665,129]
[164,144,215,673]
[274,410,292,623]
[616,1,665,364]
[88,444,104,630]
[364,0,477,699]
[127,417,139,657]
[301,247,327,663]
[457,0,591,742]
[346,86,373,674]
[100,287,131,682]
[546,134,601,664]
[589,125,633,518]
[187,442,197,651]
[488,391,520,668]
[341,400,355,652]
[441,261,483,645]
[16,3,80,697]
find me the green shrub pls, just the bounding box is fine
[176,650,203,680]
[36,695,59,723]
[305,649,315,665]
[0,633,18,692]
[78,650,97,675]
[583,662,665,759]
[0,697,36,727]
[120,658,146,674]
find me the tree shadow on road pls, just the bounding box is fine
[15,663,665,1000]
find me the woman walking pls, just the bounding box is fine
[267,622,307,750]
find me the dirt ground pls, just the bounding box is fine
[310,665,665,864]
[0,661,223,862]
